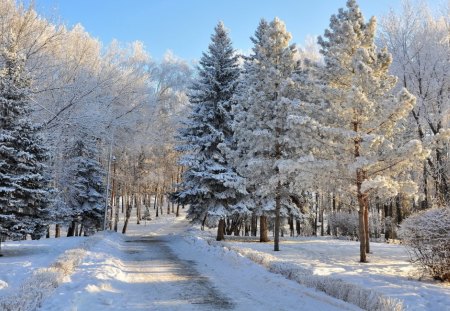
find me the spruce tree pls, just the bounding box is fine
[62,135,105,236]
[0,44,51,250]
[233,18,299,251]
[175,22,246,240]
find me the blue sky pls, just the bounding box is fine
[32,0,405,62]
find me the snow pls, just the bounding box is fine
[0,210,448,310]
[214,237,450,311]
[0,236,88,299]
[36,213,358,311]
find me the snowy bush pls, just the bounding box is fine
[329,212,359,239]
[399,207,450,282]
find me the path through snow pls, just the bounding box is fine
[39,213,358,311]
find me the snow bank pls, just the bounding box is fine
[187,235,404,311]
[0,235,100,311]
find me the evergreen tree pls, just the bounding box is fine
[233,18,299,251]
[62,134,105,236]
[175,22,246,240]
[0,44,51,251]
[293,0,429,262]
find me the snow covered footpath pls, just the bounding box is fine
[0,234,100,310]
[36,213,358,311]
[195,233,449,311]
[1,211,447,310]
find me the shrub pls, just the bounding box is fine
[399,207,450,281]
[329,212,359,239]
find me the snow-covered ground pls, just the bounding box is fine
[0,209,448,310]
[199,232,450,311]
[37,213,357,311]
[0,235,88,299]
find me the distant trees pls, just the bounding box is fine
[0,0,188,242]
[379,1,450,207]
[174,22,246,241]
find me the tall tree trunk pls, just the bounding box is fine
[260,215,270,242]
[46,227,50,238]
[354,119,367,263]
[216,219,225,241]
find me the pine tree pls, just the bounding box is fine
[0,44,51,251]
[175,22,246,240]
[293,0,429,262]
[233,18,299,251]
[62,135,105,236]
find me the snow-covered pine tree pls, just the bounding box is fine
[292,0,429,262]
[175,22,246,241]
[233,18,299,251]
[62,134,105,236]
[0,43,51,251]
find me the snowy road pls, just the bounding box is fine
[39,214,358,311]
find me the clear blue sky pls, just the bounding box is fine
[32,0,405,62]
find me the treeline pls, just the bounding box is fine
[0,0,191,252]
[174,0,449,268]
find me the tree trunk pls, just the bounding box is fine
[46,227,50,238]
[136,195,141,224]
[274,183,281,251]
[122,202,132,234]
[67,221,76,237]
[260,215,270,242]
[114,196,119,232]
[155,192,159,217]
[216,219,225,241]
[296,219,301,236]
[55,224,61,238]
[244,220,250,236]
[364,203,370,253]
[201,214,207,231]
[251,213,257,236]
[422,162,429,209]
[357,169,368,263]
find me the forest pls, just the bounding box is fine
[0,0,448,296]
